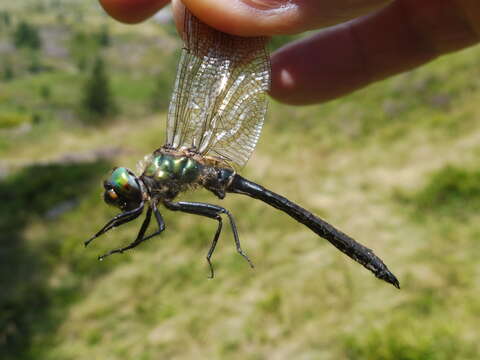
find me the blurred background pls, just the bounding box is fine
[1,0,480,359]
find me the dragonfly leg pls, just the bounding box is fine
[98,203,166,260]
[164,201,254,278]
[85,202,144,247]
[202,213,223,278]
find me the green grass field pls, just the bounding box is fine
[1,1,480,359]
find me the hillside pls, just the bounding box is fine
[1,1,480,359]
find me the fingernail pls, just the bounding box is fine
[242,0,292,11]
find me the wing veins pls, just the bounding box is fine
[165,9,270,167]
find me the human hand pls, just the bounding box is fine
[99,0,480,105]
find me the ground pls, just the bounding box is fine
[1,1,480,359]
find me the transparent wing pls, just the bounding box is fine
[165,9,270,168]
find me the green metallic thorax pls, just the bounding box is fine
[139,151,235,202]
[143,154,201,182]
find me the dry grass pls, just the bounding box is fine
[2,2,480,359]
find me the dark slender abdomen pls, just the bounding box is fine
[226,174,400,288]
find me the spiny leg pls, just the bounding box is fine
[206,214,222,278]
[164,201,254,277]
[98,203,166,260]
[224,211,254,269]
[98,206,152,260]
[85,202,144,247]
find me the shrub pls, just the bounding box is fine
[13,21,41,50]
[81,56,116,120]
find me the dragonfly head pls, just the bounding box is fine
[103,167,145,211]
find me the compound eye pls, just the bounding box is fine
[106,189,118,201]
[104,188,122,208]
[103,167,142,210]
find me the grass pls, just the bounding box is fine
[343,319,477,360]
[398,165,480,219]
[1,1,480,359]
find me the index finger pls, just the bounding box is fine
[270,0,480,104]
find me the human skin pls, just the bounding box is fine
[99,0,480,105]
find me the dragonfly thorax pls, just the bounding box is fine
[140,153,203,201]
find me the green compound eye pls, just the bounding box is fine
[109,167,140,196]
[103,167,143,211]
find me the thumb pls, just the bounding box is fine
[174,0,391,36]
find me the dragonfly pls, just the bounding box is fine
[85,9,400,289]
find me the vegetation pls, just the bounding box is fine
[1,62,14,81]
[0,10,11,27]
[81,56,116,120]
[405,166,480,218]
[1,1,480,359]
[96,25,111,47]
[13,21,41,50]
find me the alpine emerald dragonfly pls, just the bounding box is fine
[85,9,399,289]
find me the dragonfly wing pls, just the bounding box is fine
[166,10,270,168]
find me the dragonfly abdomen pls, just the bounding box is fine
[226,174,400,288]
